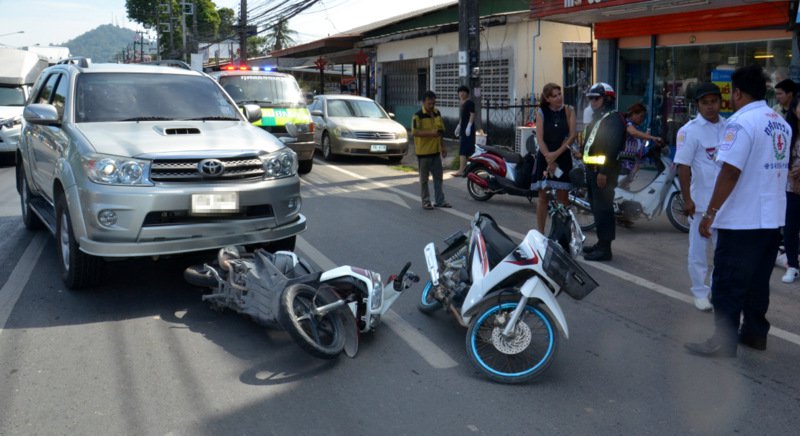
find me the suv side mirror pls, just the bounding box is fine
[388,112,396,119]
[243,104,262,123]
[24,104,60,126]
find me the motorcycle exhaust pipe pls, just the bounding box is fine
[466,172,490,189]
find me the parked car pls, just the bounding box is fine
[208,67,316,174]
[309,95,408,163]
[16,58,306,289]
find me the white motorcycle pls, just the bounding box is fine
[569,142,690,233]
[184,247,418,359]
[418,210,598,384]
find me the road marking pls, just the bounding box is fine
[315,161,800,349]
[0,233,47,336]
[296,236,459,369]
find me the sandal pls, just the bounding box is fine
[422,203,434,210]
[435,202,452,208]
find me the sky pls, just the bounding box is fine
[0,0,454,48]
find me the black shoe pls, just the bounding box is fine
[684,338,737,358]
[738,335,767,351]
[584,249,612,261]
[582,243,598,254]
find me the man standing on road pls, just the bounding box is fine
[581,82,626,261]
[674,83,726,312]
[685,65,789,357]
[412,90,451,210]
[452,85,476,177]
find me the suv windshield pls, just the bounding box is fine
[327,99,387,119]
[0,85,26,106]
[219,75,304,106]
[75,73,241,123]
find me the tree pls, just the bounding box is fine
[264,20,297,52]
[125,0,222,59]
[216,7,236,39]
[247,36,267,57]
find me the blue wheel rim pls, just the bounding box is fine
[470,303,554,378]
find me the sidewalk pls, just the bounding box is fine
[399,137,460,171]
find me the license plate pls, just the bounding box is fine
[191,193,239,214]
[370,144,387,153]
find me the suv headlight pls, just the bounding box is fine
[0,116,22,129]
[82,154,152,186]
[260,149,297,179]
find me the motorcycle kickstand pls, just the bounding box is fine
[501,296,530,338]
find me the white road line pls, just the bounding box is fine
[296,236,459,369]
[0,233,47,336]
[315,161,800,349]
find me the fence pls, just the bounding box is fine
[480,98,538,147]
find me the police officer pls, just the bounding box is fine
[685,65,788,357]
[581,82,626,261]
[674,82,726,312]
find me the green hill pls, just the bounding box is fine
[62,24,142,63]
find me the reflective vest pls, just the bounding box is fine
[582,110,615,165]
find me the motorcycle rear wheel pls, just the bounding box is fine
[666,191,690,233]
[417,280,443,314]
[466,296,559,384]
[466,166,494,201]
[278,284,346,359]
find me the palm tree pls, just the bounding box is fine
[265,20,297,52]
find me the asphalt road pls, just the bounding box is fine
[1,156,799,435]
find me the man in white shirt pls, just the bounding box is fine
[685,65,788,358]
[674,83,726,312]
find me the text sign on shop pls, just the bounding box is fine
[711,69,734,117]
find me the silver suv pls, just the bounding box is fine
[16,59,306,289]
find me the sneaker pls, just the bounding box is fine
[693,297,712,312]
[781,267,799,283]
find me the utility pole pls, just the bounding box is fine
[181,1,188,61]
[192,0,199,53]
[459,0,481,129]
[239,0,248,63]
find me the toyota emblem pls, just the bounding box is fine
[198,159,225,177]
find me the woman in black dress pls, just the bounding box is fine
[533,83,577,232]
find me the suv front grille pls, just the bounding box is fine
[354,131,395,140]
[150,156,264,182]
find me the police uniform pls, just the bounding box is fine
[710,100,789,350]
[674,114,726,302]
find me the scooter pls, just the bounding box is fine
[464,137,538,202]
[184,246,418,359]
[418,210,598,384]
[569,142,690,233]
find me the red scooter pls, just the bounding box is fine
[465,140,538,202]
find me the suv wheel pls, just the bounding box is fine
[56,195,102,289]
[322,134,335,161]
[298,159,313,174]
[18,165,42,230]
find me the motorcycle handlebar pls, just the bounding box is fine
[394,261,413,291]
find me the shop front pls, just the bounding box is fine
[531,0,793,146]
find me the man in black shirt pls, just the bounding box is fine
[453,85,476,177]
[581,82,626,261]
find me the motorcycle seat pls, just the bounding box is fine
[482,145,522,164]
[478,214,518,268]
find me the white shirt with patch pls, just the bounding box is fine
[674,115,727,212]
[714,100,789,230]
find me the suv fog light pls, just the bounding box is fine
[98,210,118,227]
[287,196,301,211]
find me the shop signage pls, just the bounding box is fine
[563,42,592,58]
[711,69,734,117]
[531,0,649,18]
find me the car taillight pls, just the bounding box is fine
[309,122,314,133]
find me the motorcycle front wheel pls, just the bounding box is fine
[666,191,690,233]
[466,166,494,201]
[278,284,346,359]
[417,280,443,314]
[466,297,559,384]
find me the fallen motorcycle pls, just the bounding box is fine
[418,209,597,384]
[184,246,418,359]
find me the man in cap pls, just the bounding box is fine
[685,65,788,357]
[674,82,726,312]
[581,82,627,261]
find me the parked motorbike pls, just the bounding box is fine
[465,140,538,202]
[184,247,418,359]
[418,210,597,384]
[569,142,690,233]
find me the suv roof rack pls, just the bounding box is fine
[143,60,192,70]
[57,57,92,68]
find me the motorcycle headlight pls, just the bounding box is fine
[369,271,383,311]
[0,116,22,129]
[82,154,152,186]
[260,149,297,179]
